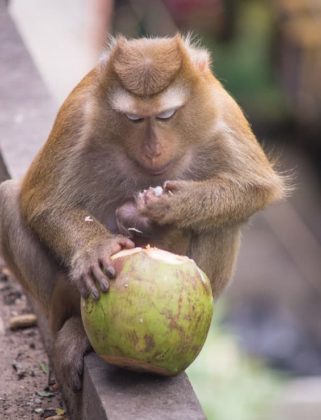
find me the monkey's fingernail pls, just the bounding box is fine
[92,290,100,300]
[101,281,109,292]
[79,287,89,299]
[81,292,89,300]
[106,266,116,278]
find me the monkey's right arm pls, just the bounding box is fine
[29,205,134,297]
[19,199,134,299]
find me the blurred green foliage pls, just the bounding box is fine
[203,1,288,122]
[187,303,285,420]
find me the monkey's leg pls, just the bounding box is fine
[189,225,241,298]
[49,274,91,392]
[54,316,91,392]
[0,180,90,391]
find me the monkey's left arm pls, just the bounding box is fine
[139,138,285,232]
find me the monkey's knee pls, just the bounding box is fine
[53,316,91,392]
[0,179,59,306]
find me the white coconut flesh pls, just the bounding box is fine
[111,246,191,265]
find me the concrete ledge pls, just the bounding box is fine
[82,354,204,420]
[0,3,205,419]
[33,298,205,420]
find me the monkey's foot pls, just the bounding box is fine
[54,316,91,392]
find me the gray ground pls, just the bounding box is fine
[0,261,67,420]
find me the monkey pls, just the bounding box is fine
[0,34,285,391]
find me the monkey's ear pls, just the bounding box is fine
[98,35,120,66]
[180,34,211,73]
[190,48,211,72]
[113,35,129,52]
[98,35,131,68]
[111,35,134,64]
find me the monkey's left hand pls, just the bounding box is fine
[137,181,192,226]
[115,200,155,237]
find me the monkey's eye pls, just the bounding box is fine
[156,108,176,121]
[125,113,144,123]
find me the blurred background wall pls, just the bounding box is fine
[7,1,321,419]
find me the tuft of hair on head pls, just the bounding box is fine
[109,35,184,97]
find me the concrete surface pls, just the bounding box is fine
[0,3,56,178]
[9,0,94,105]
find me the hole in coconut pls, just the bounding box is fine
[111,246,191,265]
[111,247,143,260]
[144,247,190,265]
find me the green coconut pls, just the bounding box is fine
[81,247,213,375]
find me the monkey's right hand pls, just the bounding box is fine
[70,235,134,299]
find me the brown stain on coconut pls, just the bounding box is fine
[143,334,155,352]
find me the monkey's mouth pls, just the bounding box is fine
[135,160,173,176]
[148,166,170,176]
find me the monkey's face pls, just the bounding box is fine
[109,84,196,178]
[98,35,216,180]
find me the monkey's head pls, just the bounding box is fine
[94,35,218,182]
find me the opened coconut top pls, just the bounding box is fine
[111,247,191,265]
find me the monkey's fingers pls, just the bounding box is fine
[81,274,100,300]
[117,236,135,249]
[163,180,182,192]
[92,265,110,292]
[99,257,116,279]
[142,188,158,206]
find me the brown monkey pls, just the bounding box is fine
[0,35,285,391]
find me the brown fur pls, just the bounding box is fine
[112,36,183,96]
[0,34,285,391]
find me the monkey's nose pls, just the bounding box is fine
[144,150,162,164]
[143,141,162,160]
[145,155,163,168]
[146,151,161,161]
